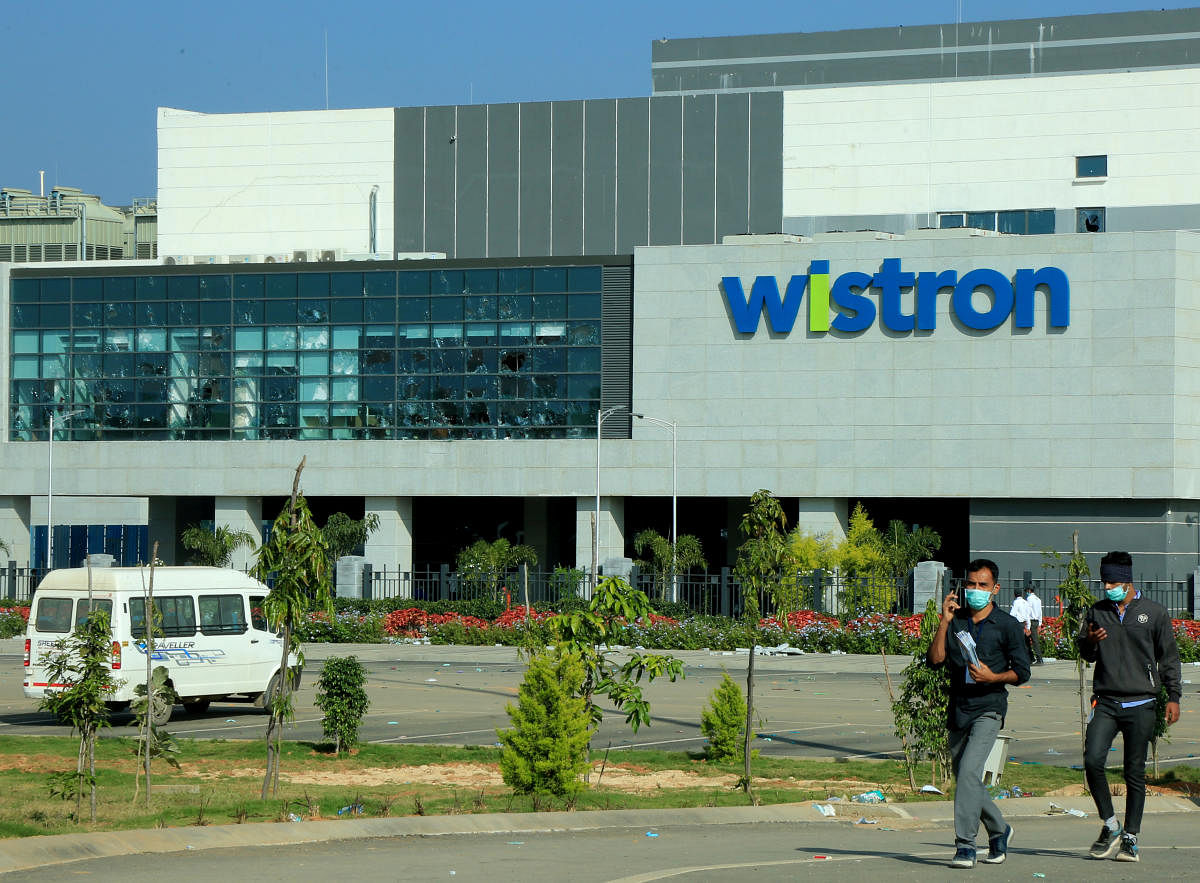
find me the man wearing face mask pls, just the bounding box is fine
[929,559,1031,869]
[1077,550,1181,863]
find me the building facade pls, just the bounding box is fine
[5,7,1200,586]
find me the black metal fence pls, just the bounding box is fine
[5,560,1194,621]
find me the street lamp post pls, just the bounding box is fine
[46,408,86,571]
[594,406,629,591]
[633,414,678,602]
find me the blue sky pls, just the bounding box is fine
[4,1,1194,204]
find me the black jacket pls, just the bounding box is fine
[1075,595,1182,705]
[932,605,1031,730]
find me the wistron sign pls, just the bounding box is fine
[721,260,1070,334]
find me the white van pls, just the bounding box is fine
[23,566,298,724]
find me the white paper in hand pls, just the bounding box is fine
[955,630,980,684]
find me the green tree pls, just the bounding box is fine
[880,520,942,582]
[456,538,538,599]
[786,528,838,573]
[890,599,951,789]
[1043,530,1094,757]
[733,489,793,800]
[250,457,334,798]
[700,672,750,763]
[552,576,684,733]
[39,607,113,822]
[835,503,887,582]
[321,512,381,562]
[632,528,707,600]
[497,649,592,808]
[315,656,371,755]
[180,523,257,567]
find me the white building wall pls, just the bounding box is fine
[782,68,1200,222]
[157,107,395,259]
[632,231,1197,501]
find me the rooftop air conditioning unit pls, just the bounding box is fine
[262,253,290,264]
[228,254,263,264]
[163,255,192,265]
[193,255,227,265]
[318,248,341,263]
[292,249,311,263]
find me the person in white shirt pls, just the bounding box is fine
[1010,589,1032,659]
[1025,587,1044,665]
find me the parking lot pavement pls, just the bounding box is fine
[4,641,1200,769]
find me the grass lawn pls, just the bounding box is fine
[0,734,1119,838]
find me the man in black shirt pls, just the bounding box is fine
[1077,550,1182,863]
[929,558,1031,868]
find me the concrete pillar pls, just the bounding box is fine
[214,496,262,572]
[576,496,625,575]
[795,498,848,542]
[522,497,549,568]
[365,496,413,574]
[0,496,32,566]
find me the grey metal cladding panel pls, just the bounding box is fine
[394,107,425,253]
[1108,204,1200,232]
[519,103,552,257]
[551,101,585,256]
[715,93,750,240]
[650,8,1200,64]
[648,95,683,247]
[583,99,617,255]
[424,106,457,256]
[455,105,488,259]
[1037,39,1200,73]
[681,95,716,245]
[615,98,649,254]
[971,499,1170,519]
[600,265,633,438]
[747,92,782,235]
[487,103,520,258]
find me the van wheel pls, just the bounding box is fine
[149,692,174,727]
[183,700,210,715]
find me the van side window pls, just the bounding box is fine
[130,596,197,639]
[249,595,269,631]
[199,595,248,635]
[35,597,74,633]
[75,599,113,629]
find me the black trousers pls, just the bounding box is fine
[1084,697,1157,834]
[1028,619,1042,662]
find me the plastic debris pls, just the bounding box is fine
[337,804,363,816]
[855,817,877,825]
[1046,803,1088,818]
[1011,786,1025,797]
[852,790,886,804]
[1046,748,1062,755]
[813,804,836,817]
[919,785,945,795]
[225,719,237,723]
[288,813,302,822]
[646,831,659,837]
[387,721,399,725]
[425,678,438,683]
[507,841,524,845]
[1033,874,1046,878]
[814,855,830,860]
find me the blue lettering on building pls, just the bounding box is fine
[721,260,1069,334]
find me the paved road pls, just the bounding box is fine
[4,642,1200,768]
[4,810,1200,881]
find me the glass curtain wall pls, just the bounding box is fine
[9,265,603,441]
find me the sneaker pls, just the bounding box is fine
[981,825,1013,864]
[1115,834,1139,863]
[1090,824,1124,859]
[949,847,976,869]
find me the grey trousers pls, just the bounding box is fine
[949,711,1007,848]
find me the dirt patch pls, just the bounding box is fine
[181,761,890,795]
[0,753,70,774]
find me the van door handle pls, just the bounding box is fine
[251,639,259,644]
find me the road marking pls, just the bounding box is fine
[370,727,499,744]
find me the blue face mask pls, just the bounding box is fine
[964,589,993,610]
[1105,586,1129,602]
